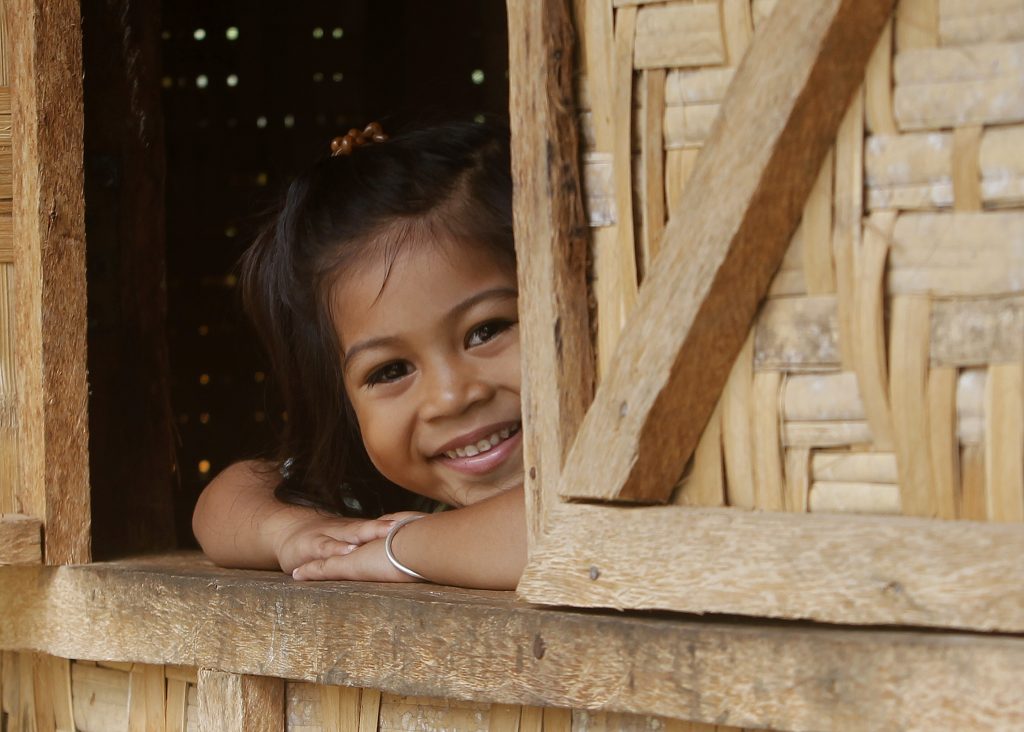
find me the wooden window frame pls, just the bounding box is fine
[0,0,90,567]
[508,0,1024,634]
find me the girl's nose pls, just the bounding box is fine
[420,359,493,421]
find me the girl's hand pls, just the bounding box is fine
[273,511,423,574]
[291,537,420,583]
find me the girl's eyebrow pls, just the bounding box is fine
[343,286,518,366]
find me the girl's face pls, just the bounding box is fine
[332,238,523,507]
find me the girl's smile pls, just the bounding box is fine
[332,238,523,507]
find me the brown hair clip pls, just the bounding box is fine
[330,122,388,157]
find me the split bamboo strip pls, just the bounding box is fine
[751,371,784,511]
[519,706,543,732]
[754,296,840,372]
[894,42,1024,131]
[984,362,1024,521]
[895,0,938,51]
[852,212,894,450]
[32,653,74,732]
[812,452,899,484]
[952,125,983,211]
[931,296,1024,367]
[809,481,901,514]
[928,366,960,520]
[939,0,1024,46]
[833,88,864,372]
[638,68,665,277]
[961,444,988,521]
[957,368,986,446]
[865,19,897,135]
[319,685,360,732]
[663,148,699,213]
[633,2,724,69]
[167,679,189,732]
[801,149,836,294]
[722,333,755,508]
[673,399,725,507]
[890,296,937,517]
[196,670,284,732]
[720,0,752,65]
[783,448,811,513]
[359,688,381,732]
[783,421,873,449]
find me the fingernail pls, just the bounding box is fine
[341,544,356,554]
[292,569,302,580]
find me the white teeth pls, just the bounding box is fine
[441,422,521,460]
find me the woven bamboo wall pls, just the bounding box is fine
[0,653,721,732]
[0,0,19,514]
[577,0,1024,521]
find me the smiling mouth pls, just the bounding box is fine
[442,422,521,459]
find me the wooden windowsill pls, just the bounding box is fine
[1,551,1022,729]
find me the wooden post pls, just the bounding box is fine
[8,0,90,564]
[507,0,594,543]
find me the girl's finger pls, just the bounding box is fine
[292,554,357,581]
[312,536,357,558]
[322,520,394,545]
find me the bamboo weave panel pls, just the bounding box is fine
[577,0,1024,522]
[0,653,733,732]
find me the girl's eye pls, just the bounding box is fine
[366,361,411,386]
[466,319,515,348]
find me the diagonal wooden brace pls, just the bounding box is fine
[560,0,896,503]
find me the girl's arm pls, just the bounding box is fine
[192,460,399,572]
[291,484,528,590]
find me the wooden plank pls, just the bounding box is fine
[558,0,896,502]
[0,514,40,565]
[507,0,594,541]
[197,670,283,732]
[9,0,90,564]
[0,555,1022,728]
[520,503,1024,632]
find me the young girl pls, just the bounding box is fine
[191,120,527,590]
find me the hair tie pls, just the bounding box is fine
[330,122,388,157]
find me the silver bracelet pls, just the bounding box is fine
[384,515,428,581]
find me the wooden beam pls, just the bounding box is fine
[559,0,895,502]
[1,555,1024,729]
[197,669,284,732]
[507,0,594,541]
[519,503,1024,632]
[0,513,40,565]
[9,0,90,562]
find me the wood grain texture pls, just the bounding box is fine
[633,2,724,69]
[507,0,594,542]
[938,0,1024,46]
[0,513,39,565]
[559,0,895,502]
[197,670,284,732]
[521,503,1024,632]
[0,556,1022,729]
[9,0,90,564]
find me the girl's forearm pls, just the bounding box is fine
[192,460,305,569]
[389,485,527,589]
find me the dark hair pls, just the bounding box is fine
[240,119,515,516]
